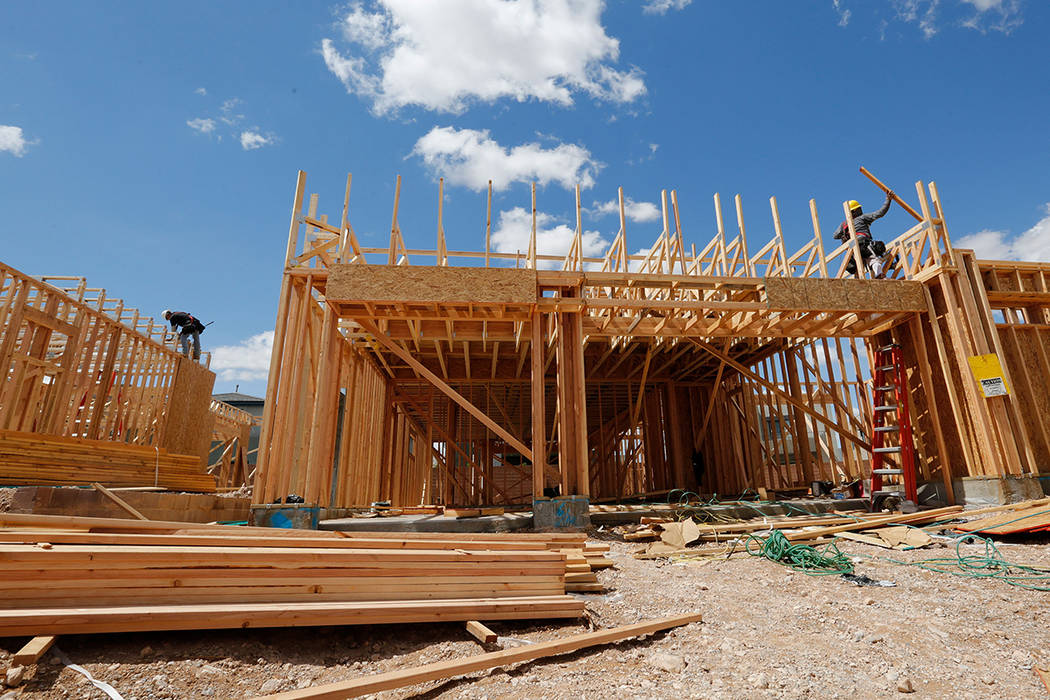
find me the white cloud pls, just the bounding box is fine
[643,0,692,14]
[220,98,244,125]
[0,125,33,157]
[491,206,608,267]
[186,118,216,134]
[882,0,1020,37]
[411,126,600,191]
[589,196,661,223]
[186,96,276,149]
[321,0,646,115]
[320,39,381,98]
[959,0,1022,33]
[832,0,851,26]
[892,0,941,38]
[210,331,274,382]
[240,130,274,150]
[956,205,1050,261]
[340,2,391,50]
[195,87,207,96]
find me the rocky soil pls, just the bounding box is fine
[2,531,1048,699]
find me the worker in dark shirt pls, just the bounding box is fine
[163,310,203,360]
[832,192,896,278]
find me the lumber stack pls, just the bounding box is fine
[0,430,215,492]
[0,544,571,608]
[954,500,1050,535]
[0,513,589,636]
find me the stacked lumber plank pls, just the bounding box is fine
[953,499,1050,535]
[0,513,588,636]
[0,430,215,492]
[0,544,571,608]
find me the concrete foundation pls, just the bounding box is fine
[532,496,590,530]
[1,486,250,523]
[250,503,320,529]
[320,512,534,533]
[921,474,1045,506]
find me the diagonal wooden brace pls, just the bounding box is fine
[356,318,534,462]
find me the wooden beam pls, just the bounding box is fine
[531,312,547,499]
[257,613,704,700]
[357,319,533,461]
[13,635,56,666]
[465,620,498,645]
[859,166,922,222]
[686,338,871,450]
[92,482,149,521]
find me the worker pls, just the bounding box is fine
[163,309,205,360]
[832,192,897,278]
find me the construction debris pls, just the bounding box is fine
[954,502,1050,536]
[254,613,703,699]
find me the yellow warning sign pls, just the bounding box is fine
[967,353,1009,398]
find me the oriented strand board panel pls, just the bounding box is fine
[765,278,926,312]
[161,358,216,468]
[327,265,537,304]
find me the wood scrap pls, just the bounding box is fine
[444,507,505,518]
[835,532,898,549]
[953,503,1050,535]
[12,635,56,665]
[783,506,963,542]
[91,482,150,521]
[464,620,498,645]
[656,520,701,549]
[836,526,931,550]
[255,612,704,699]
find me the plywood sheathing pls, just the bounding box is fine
[765,278,925,313]
[160,357,217,469]
[327,265,537,305]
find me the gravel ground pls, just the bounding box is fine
[2,531,1048,699]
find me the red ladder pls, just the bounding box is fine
[869,343,918,507]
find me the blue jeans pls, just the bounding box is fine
[179,330,201,360]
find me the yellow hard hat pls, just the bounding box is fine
[848,200,862,211]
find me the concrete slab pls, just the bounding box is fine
[320,512,534,533]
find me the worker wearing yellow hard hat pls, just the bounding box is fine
[832,191,897,278]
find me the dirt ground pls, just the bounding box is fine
[2,530,1049,700]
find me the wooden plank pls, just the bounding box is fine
[257,612,703,700]
[92,482,149,521]
[465,620,498,644]
[531,312,546,499]
[444,508,505,518]
[783,505,963,542]
[12,635,56,665]
[357,319,533,461]
[0,596,586,636]
[687,338,871,450]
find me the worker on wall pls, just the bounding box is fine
[163,309,205,360]
[832,192,898,278]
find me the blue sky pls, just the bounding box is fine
[3,0,1048,398]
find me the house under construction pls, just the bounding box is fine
[252,168,1050,512]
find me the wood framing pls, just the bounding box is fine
[253,168,1048,508]
[0,263,221,490]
